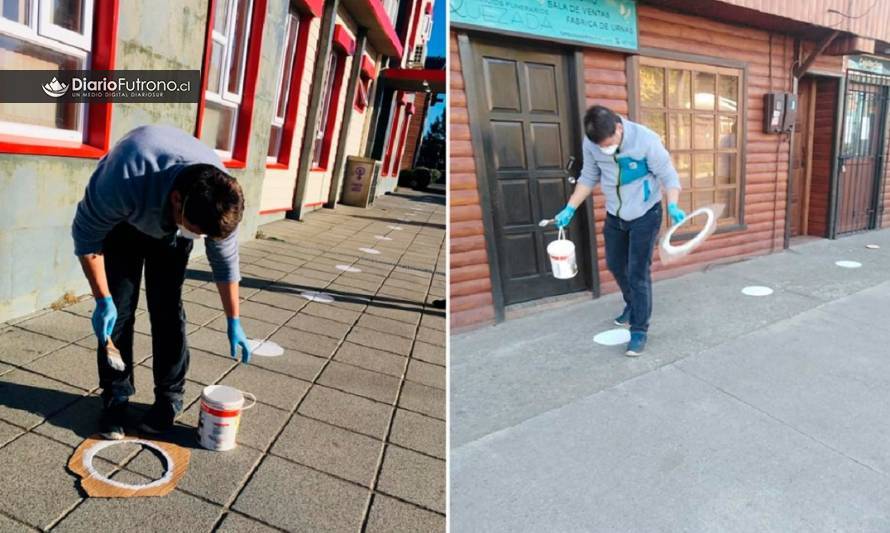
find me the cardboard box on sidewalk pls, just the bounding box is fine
[341,157,380,208]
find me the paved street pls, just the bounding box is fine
[0,190,445,532]
[452,229,890,532]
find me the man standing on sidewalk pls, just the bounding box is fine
[553,106,685,357]
[72,124,252,440]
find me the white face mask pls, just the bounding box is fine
[178,194,206,240]
[599,144,619,155]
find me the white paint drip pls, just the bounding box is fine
[835,260,862,268]
[301,291,335,303]
[247,339,284,357]
[741,286,773,296]
[359,247,381,254]
[593,328,631,346]
[335,265,362,272]
[866,244,880,249]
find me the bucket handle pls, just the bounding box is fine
[558,226,566,241]
[241,391,257,411]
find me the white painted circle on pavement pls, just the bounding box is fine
[301,291,335,303]
[359,247,381,255]
[593,328,631,346]
[335,265,361,273]
[835,260,862,268]
[866,244,880,249]
[247,339,284,357]
[742,286,773,296]
[374,235,392,241]
[387,225,404,231]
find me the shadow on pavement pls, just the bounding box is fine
[185,270,445,318]
[386,192,446,205]
[346,215,445,230]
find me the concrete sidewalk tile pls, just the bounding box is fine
[377,287,428,303]
[240,263,287,281]
[419,314,445,332]
[181,287,222,308]
[53,482,221,532]
[25,344,99,391]
[219,365,310,411]
[268,327,340,359]
[346,327,414,356]
[377,445,445,513]
[0,433,83,529]
[0,326,67,366]
[232,455,367,532]
[357,314,418,339]
[74,331,154,362]
[271,415,382,486]
[318,362,401,404]
[254,258,301,273]
[334,276,385,293]
[334,342,407,378]
[127,444,263,505]
[247,289,309,311]
[33,393,104,446]
[0,369,84,428]
[411,341,444,367]
[285,313,352,340]
[238,300,295,325]
[250,349,327,381]
[363,305,421,325]
[298,385,392,440]
[301,301,362,325]
[416,327,444,347]
[60,297,95,317]
[0,419,23,447]
[206,315,279,339]
[399,381,444,420]
[16,311,92,343]
[289,267,339,283]
[366,494,445,533]
[326,282,376,299]
[216,512,281,532]
[142,348,235,386]
[183,301,225,325]
[382,277,431,292]
[406,359,445,390]
[390,409,445,459]
[185,327,230,356]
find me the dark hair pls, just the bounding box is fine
[583,105,621,144]
[174,164,244,239]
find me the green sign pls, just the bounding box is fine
[451,0,638,51]
[848,56,890,76]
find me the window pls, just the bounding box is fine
[201,0,254,155]
[311,51,339,168]
[638,57,743,228]
[0,0,94,143]
[354,55,376,113]
[268,10,299,161]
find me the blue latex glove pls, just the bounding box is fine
[92,296,117,345]
[668,202,686,225]
[227,317,251,364]
[554,205,576,228]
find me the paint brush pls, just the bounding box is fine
[538,219,554,227]
[106,338,125,371]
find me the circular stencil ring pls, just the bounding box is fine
[661,207,717,258]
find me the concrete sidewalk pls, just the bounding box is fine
[452,229,890,532]
[0,190,445,532]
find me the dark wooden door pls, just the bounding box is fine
[790,77,814,237]
[837,79,887,234]
[470,40,589,305]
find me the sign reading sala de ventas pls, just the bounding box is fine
[451,0,638,51]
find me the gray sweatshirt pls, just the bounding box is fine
[72,125,240,282]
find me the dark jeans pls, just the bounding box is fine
[99,223,192,411]
[603,203,663,334]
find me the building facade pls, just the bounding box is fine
[0,0,435,322]
[450,0,890,330]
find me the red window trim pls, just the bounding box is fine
[332,25,356,56]
[406,0,424,61]
[353,54,376,113]
[425,2,433,14]
[313,50,348,171]
[196,0,268,169]
[381,93,404,176]
[267,11,315,169]
[294,0,323,17]
[392,105,413,176]
[0,1,120,158]
[361,54,377,79]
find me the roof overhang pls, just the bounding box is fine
[340,0,404,57]
[381,68,445,92]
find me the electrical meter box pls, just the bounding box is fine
[781,93,798,132]
[763,92,785,133]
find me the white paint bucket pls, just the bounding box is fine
[547,227,577,279]
[197,385,256,452]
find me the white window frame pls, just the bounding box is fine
[267,11,298,163]
[0,0,92,143]
[312,52,339,168]
[204,0,254,158]
[37,0,93,51]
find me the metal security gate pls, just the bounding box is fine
[835,70,890,235]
